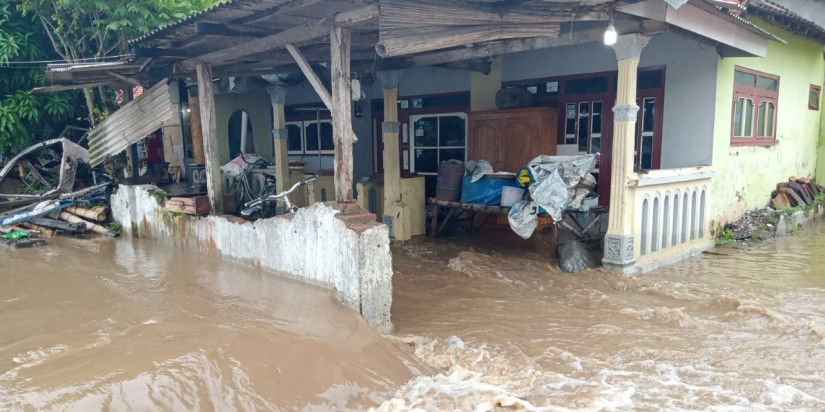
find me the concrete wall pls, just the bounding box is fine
[110,185,394,333]
[215,90,274,164]
[711,18,825,226]
[502,31,719,169]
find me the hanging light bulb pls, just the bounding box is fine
[604,17,618,46]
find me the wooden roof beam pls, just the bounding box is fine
[407,20,667,66]
[179,4,379,71]
[194,22,276,38]
[286,44,332,111]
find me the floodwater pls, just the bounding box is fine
[2,225,825,411]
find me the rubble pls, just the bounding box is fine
[0,137,120,248]
[718,176,825,250]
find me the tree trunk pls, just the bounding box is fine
[83,88,96,127]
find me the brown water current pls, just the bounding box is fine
[385,228,825,411]
[0,237,422,411]
[3,225,825,411]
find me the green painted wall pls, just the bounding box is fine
[215,89,274,164]
[712,17,825,227]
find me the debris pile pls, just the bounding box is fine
[0,138,119,249]
[770,176,824,209]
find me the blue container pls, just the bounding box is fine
[460,176,519,205]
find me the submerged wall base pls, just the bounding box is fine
[111,185,394,334]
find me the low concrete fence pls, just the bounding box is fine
[111,185,394,333]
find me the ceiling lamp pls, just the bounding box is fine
[604,16,618,46]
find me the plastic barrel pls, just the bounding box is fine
[436,161,464,201]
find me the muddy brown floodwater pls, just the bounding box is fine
[0,237,423,411]
[3,225,825,411]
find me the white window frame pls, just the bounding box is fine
[285,119,335,155]
[286,121,304,155]
[409,112,467,175]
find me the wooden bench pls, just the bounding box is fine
[428,197,607,246]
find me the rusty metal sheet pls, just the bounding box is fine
[87,79,174,166]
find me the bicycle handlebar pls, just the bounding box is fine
[241,175,319,216]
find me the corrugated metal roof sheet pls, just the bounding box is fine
[88,79,175,166]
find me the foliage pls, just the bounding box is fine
[790,224,803,236]
[0,5,83,159]
[151,188,167,205]
[716,228,735,246]
[105,222,123,234]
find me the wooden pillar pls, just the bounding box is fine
[195,63,224,214]
[377,70,403,233]
[603,34,650,269]
[266,86,290,199]
[330,26,356,202]
[188,94,206,164]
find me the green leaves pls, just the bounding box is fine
[44,94,71,120]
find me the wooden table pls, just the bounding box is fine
[428,197,607,246]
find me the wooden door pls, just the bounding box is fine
[468,117,502,169]
[501,114,538,173]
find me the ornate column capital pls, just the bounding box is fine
[272,128,288,140]
[611,34,651,61]
[382,121,400,134]
[612,104,640,122]
[265,86,288,104]
[376,70,403,89]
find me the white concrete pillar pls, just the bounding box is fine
[603,34,650,270]
[266,86,290,199]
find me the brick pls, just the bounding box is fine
[789,175,798,182]
[777,182,790,191]
[799,177,812,184]
[781,187,805,206]
[772,193,789,209]
[337,212,377,223]
[789,182,812,204]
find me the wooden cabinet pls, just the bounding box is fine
[467,107,557,173]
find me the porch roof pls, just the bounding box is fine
[39,0,781,92]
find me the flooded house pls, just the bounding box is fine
[37,0,825,331]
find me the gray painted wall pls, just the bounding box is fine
[502,32,718,168]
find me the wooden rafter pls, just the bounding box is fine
[178,3,379,70]
[285,43,333,110]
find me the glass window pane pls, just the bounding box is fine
[638,69,663,89]
[287,124,302,152]
[414,149,438,173]
[641,136,653,170]
[734,98,743,137]
[757,102,766,137]
[306,122,320,151]
[439,148,465,163]
[734,70,756,87]
[643,98,655,132]
[592,101,602,135]
[744,99,754,137]
[565,103,576,143]
[767,102,775,136]
[757,76,777,90]
[590,137,600,155]
[413,117,438,147]
[578,102,590,152]
[320,122,334,150]
[810,89,820,108]
[564,76,608,95]
[439,116,466,147]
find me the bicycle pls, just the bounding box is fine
[225,157,270,208]
[241,175,318,218]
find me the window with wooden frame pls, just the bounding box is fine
[809,84,820,110]
[285,120,334,155]
[731,66,779,146]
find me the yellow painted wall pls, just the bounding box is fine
[215,90,273,164]
[712,18,825,228]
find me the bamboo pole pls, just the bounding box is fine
[20,221,56,237]
[59,212,109,235]
[66,206,107,222]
